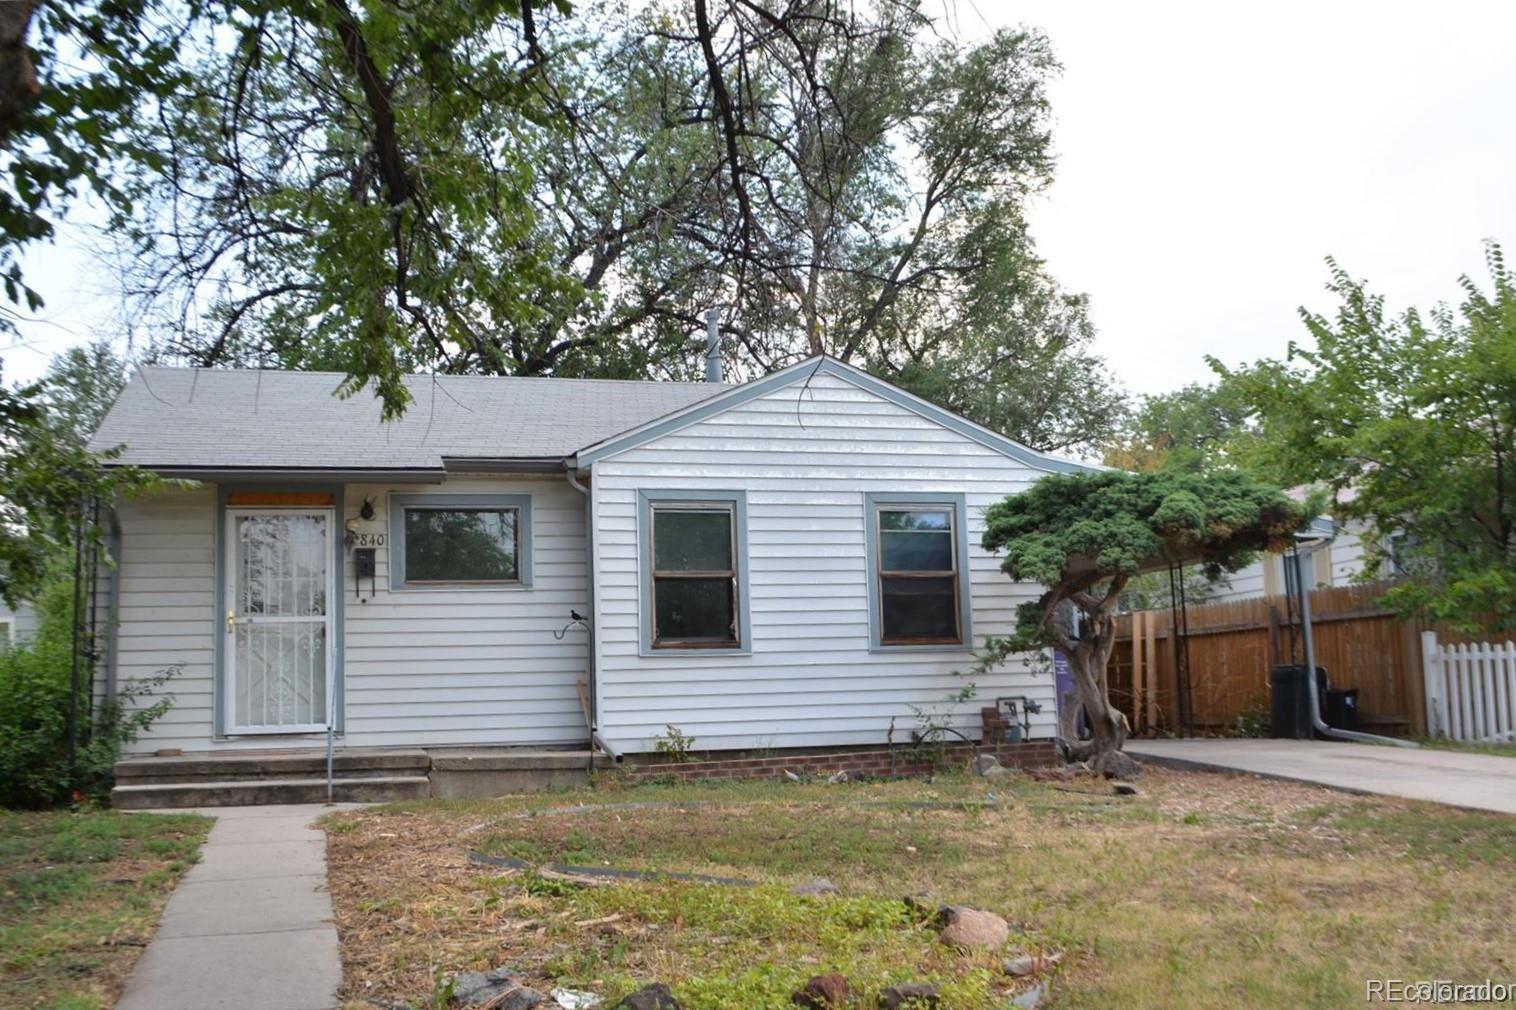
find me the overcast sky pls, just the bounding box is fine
[5,1,1515,396]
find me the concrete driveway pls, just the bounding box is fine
[1126,738,1516,815]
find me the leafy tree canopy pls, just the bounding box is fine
[979,469,1307,758]
[1214,243,1516,632]
[0,342,137,606]
[984,470,1305,591]
[0,1,197,331]
[89,0,1119,447]
[1102,381,1251,473]
[882,270,1126,458]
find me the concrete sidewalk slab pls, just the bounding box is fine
[185,837,327,882]
[156,875,330,939]
[1127,738,1516,815]
[117,804,346,1010]
[117,928,340,1010]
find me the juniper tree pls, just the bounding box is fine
[980,470,1308,760]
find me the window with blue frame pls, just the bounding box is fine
[650,503,738,647]
[389,493,532,589]
[865,494,972,649]
[638,490,750,653]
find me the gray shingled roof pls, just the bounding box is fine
[90,367,731,471]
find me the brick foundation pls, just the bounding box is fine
[621,741,1058,782]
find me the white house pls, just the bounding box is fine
[0,600,36,646]
[90,357,1095,770]
[1202,484,1398,605]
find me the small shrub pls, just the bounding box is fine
[1228,693,1271,738]
[0,575,177,808]
[653,724,697,762]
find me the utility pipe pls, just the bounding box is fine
[566,467,621,762]
[1292,542,1417,748]
[704,308,723,383]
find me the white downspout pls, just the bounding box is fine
[566,465,620,761]
[1292,541,1417,748]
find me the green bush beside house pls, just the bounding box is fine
[0,571,174,809]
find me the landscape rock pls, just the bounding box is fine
[790,877,840,897]
[982,764,1010,778]
[938,905,1010,950]
[449,968,546,1008]
[827,770,850,784]
[1003,952,1062,978]
[1112,782,1140,796]
[783,769,802,782]
[614,984,681,1010]
[971,753,1002,776]
[879,982,941,1008]
[1090,750,1143,781]
[792,973,850,1009]
[1010,982,1047,1008]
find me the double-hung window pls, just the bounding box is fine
[639,491,749,653]
[389,494,532,589]
[866,493,971,649]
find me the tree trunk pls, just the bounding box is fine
[0,0,39,144]
[1059,605,1127,761]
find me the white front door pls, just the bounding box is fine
[225,509,335,734]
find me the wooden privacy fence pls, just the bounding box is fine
[1111,581,1432,737]
[1421,632,1516,743]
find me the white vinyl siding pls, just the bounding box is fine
[116,476,591,753]
[589,370,1057,753]
[0,600,37,643]
[114,486,218,753]
[339,476,588,748]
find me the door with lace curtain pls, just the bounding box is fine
[224,510,334,733]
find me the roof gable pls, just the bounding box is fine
[571,356,1100,474]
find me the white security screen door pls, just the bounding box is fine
[225,510,334,733]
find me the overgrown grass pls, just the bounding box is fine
[325,770,1516,1010]
[0,809,210,1010]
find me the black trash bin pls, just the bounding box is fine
[1324,688,1360,732]
[1270,664,1312,739]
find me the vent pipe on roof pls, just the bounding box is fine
[704,308,722,383]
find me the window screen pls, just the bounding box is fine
[650,504,738,647]
[876,506,961,644]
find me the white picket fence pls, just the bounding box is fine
[1421,631,1516,742]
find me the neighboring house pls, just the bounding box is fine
[1205,517,1388,604]
[0,599,36,646]
[88,357,1097,759]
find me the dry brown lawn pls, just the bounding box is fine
[323,767,1516,1010]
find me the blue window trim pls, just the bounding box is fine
[636,489,752,657]
[388,492,534,590]
[864,491,974,653]
[213,482,345,738]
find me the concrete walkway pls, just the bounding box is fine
[117,805,347,1010]
[1127,738,1516,815]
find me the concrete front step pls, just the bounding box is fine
[111,775,431,810]
[429,750,601,799]
[115,749,430,785]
